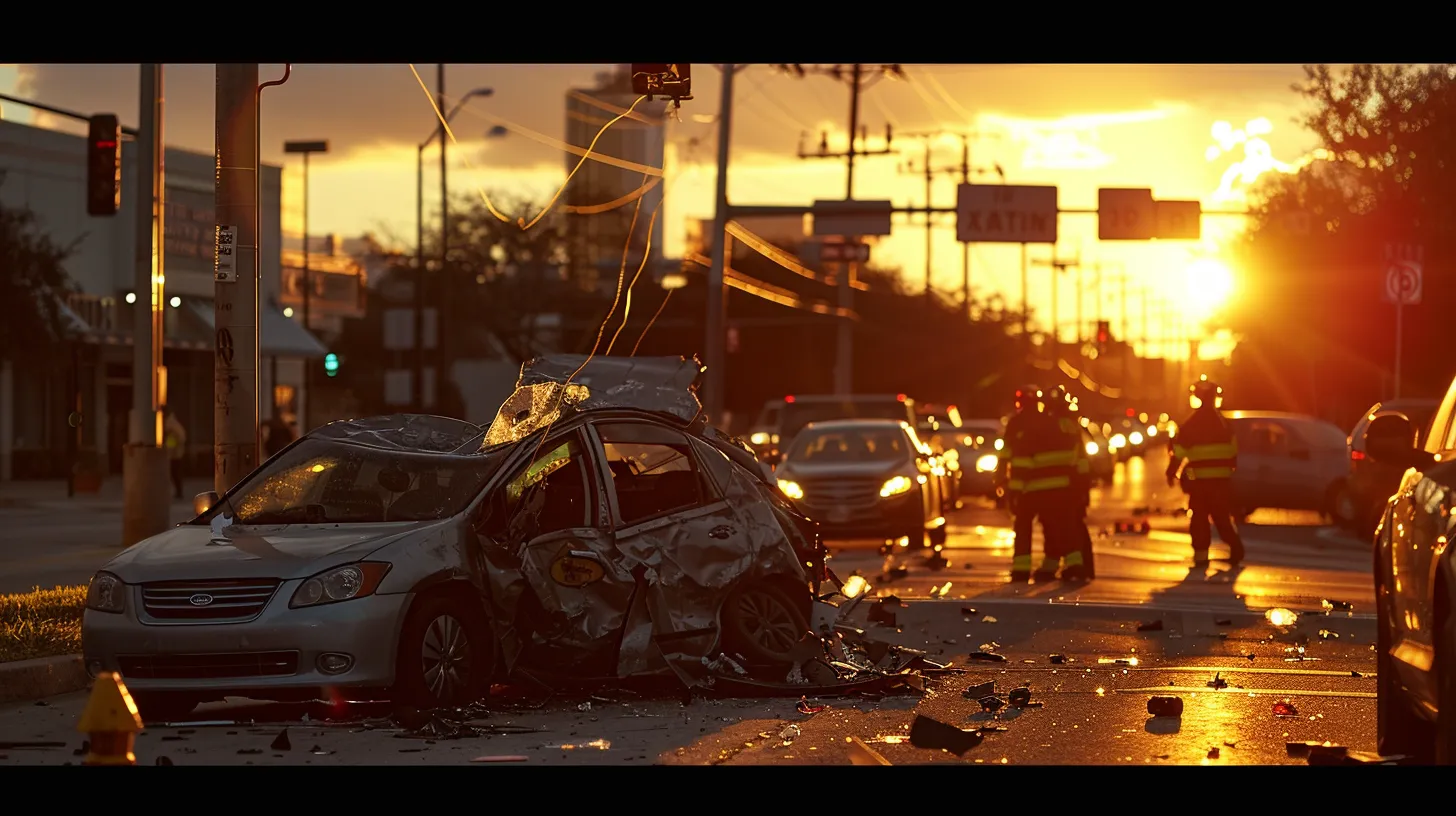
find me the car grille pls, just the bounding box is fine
[797,475,885,507]
[140,579,282,623]
[117,651,299,680]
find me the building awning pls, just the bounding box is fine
[186,300,329,359]
[61,296,212,351]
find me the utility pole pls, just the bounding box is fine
[1030,249,1080,357]
[704,64,740,425]
[436,63,448,414]
[898,131,963,303]
[789,64,898,395]
[214,64,260,496]
[122,63,168,547]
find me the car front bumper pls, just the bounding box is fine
[82,586,413,697]
[805,492,925,540]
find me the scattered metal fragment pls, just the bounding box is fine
[238,749,262,755]
[559,739,611,750]
[0,741,66,750]
[960,607,978,616]
[1272,701,1300,718]
[472,755,529,762]
[1207,747,1220,759]
[1137,620,1164,632]
[1286,740,1339,758]
[1049,654,1068,664]
[1147,696,1183,718]
[1318,629,1339,639]
[867,600,899,627]
[908,714,983,755]
[1321,599,1354,612]
[310,745,333,755]
[1007,687,1031,707]
[1207,673,1228,690]
[982,615,998,624]
[270,729,291,751]
[964,681,996,699]
[796,697,827,715]
[966,651,1007,663]
[1265,608,1299,626]
[978,695,1006,713]
[847,736,893,765]
[1214,618,1233,626]
[779,724,801,743]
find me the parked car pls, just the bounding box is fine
[774,394,918,453]
[1221,411,1352,520]
[745,399,784,463]
[81,356,826,722]
[773,418,947,549]
[915,402,967,512]
[1344,398,1440,538]
[1369,375,1456,762]
[959,418,1006,500]
[1081,422,1115,485]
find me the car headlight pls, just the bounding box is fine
[1110,433,1126,449]
[86,571,125,614]
[976,453,999,473]
[750,432,769,446]
[1129,431,1144,445]
[777,479,804,500]
[880,475,914,498]
[1085,441,1099,456]
[993,438,1004,451]
[289,563,392,609]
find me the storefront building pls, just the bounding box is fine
[0,118,326,481]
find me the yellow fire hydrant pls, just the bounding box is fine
[77,671,144,765]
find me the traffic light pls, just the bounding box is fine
[323,353,339,377]
[1095,320,1111,352]
[86,114,121,217]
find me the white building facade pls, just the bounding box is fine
[0,118,325,481]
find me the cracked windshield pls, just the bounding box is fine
[2,61,1450,769]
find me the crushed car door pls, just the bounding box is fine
[487,429,635,675]
[586,419,751,681]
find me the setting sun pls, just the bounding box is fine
[1184,258,1235,319]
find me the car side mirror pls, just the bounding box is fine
[1365,415,1417,463]
[194,491,220,516]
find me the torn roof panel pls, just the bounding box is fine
[312,414,487,453]
[482,354,705,448]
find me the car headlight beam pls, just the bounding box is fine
[880,475,914,498]
[777,479,804,500]
[1085,441,1099,456]
[289,562,392,609]
[86,571,125,614]
[975,453,999,473]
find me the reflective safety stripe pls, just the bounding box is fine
[1021,448,1076,492]
[1173,441,1237,461]
[1038,556,1059,572]
[1024,475,1072,491]
[1076,457,1090,475]
[1174,439,1237,482]
[1012,554,1033,570]
[1010,456,1036,467]
[1188,465,1234,479]
[1008,480,1026,491]
[1063,550,1084,568]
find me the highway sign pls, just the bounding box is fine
[812,200,893,237]
[1098,188,1156,240]
[820,242,870,263]
[956,184,1058,244]
[1154,200,1202,240]
[1384,242,1424,305]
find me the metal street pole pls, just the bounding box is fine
[1394,300,1404,399]
[959,136,970,311]
[214,64,261,496]
[923,138,933,302]
[437,63,448,413]
[835,63,863,397]
[283,141,328,428]
[122,63,168,547]
[705,64,735,424]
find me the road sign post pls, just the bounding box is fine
[1384,243,1424,399]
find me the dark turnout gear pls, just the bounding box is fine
[1007,408,1088,582]
[1166,391,1246,567]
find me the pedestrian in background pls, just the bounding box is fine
[163,409,187,499]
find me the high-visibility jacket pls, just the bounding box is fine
[1007,413,1080,494]
[1059,417,1091,482]
[1170,407,1238,482]
[998,411,1030,493]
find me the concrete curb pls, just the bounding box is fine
[0,654,90,704]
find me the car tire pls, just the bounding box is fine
[719,584,811,669]
[928,524,948,547]
[1376,544,1435,761]
[394,593,494,710]
[129,692,199,725]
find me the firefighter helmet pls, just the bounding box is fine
[1044,386,1068,413]
[1014,385,1041,413]
[1190,376,1222,408]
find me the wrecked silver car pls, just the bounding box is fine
[81,355,834,721]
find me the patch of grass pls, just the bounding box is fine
[0,585,86,663]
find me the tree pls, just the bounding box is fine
[0,175,79,362]
[1227,64,1456,423]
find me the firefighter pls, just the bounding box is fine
[1005,387,1087,583]
[1041,387,1092,581]
[1059,393,1097,579]
[998,384,1041,581]
[1165,376,1246,568]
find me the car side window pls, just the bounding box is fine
[1240,421,1286,456]
[1436,382,1456,454]
[486,435,593,540]
[596,422,707,527]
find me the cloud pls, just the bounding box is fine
[976,104,1189,171]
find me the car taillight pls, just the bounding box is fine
[1351,450,1366,462]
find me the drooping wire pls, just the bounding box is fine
[630,288,674,356]
[408,64,512,225]
[518,93,650,232]
[604,198,663,355]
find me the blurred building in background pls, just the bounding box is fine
[563,65,669,293]
[0,118,326,482]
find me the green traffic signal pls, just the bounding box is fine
[324,353,339,377]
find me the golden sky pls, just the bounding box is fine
[0,63,1328,360]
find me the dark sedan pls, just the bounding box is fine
[1343,398,1439,538]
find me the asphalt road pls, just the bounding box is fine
[0,451,1382,765]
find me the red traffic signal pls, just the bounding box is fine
[1095,319,1110,345]
[630,64,692,101]
[87,114,121,217]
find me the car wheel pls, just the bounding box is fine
[719,584,811,668]
[928,524,948,547]
[1376,549,1435,761]
[395,594,494,710]
[1437,577,1456,764]
[128,692,199,725]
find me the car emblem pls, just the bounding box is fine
[188,593,215,607]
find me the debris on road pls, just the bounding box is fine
[867,599,900,627]
[847,736,893,765]
[1049,654,1069,664]
[1146,696,1183,718]
[1265,608,1299,627]
[1272,701,1300,718]
[964,681,996,700]
[908,714,984,756]
[471,755,529,762]
[1321,599,1354,612]
[270,729,291,751]
[1007,687,1032,707]
[796,697,826,715]
[966,650,1007,663]
[1207,747,1220,759]
[1136,620,1164,632]
[778,724,801,744]
[1214,618,1233,626]
[559,739,611,750]
[1318,629,1339,639]
[1207,673,1228,690]
[981,615,998,624]
[960,607,978,616]
[978,695,1006,713]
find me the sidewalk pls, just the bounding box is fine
[0,477,214,515]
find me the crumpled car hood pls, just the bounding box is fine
[102,519,451,583]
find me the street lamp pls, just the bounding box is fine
[283,139,329,428]
[413,87,502,411]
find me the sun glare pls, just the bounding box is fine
[1184,258,1235,318]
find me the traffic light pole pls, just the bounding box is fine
[122,64,169,547]
[214,65,261,496]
